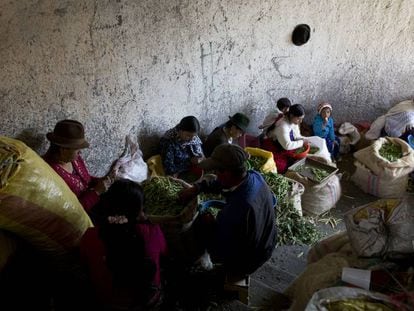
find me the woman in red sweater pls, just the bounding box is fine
[43,119,112,215]
[80,178,167,310]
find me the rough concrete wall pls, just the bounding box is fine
[1,0,413,174]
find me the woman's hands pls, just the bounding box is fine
[177,186,199,205]
[92,175,113,195]
[191,156,204,165]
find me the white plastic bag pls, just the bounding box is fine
[338,122,361,145]
[112,135,149,183]
[307,136,332,162]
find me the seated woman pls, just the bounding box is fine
[80,179,167,310]
[366,99,414,142]
[312,102,340,160]
[261,104,309,173]
[159,116,204,177]
[43,119,112,216]
[203,112,250,157]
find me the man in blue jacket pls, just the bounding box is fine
[180,144,277,277]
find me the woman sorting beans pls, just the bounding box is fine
[159,116,205,178]
[260,104,309,173]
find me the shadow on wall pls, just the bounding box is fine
[139,134,162,160]
[15,129,48,155]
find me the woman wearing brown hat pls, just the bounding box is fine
[203,113,250,157]
[43,119,112,217]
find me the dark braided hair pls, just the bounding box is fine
[98,179,155,289]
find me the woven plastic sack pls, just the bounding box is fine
[146,154,166,177]
[344,199,395,257]
[0,229,17,272]
[345,197,414,258]
[285,157,341,216]
[351,160,408,198]
[245,147,277,173]
[0,136,93,257]
[353,137,414,180]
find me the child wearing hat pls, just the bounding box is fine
[312,103,340,160]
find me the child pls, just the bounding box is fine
[313,102,340,160]
[259,97,292,133]
[80,179,167,310]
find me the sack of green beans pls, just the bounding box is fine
[142,176,198,225]
[245,147,277,173]
[354,137,414,180]
[286,157,341,217]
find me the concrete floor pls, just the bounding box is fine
[238,153,378,311]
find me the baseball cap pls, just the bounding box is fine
[198,144,249,171]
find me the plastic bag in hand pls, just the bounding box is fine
[112,135,149,183]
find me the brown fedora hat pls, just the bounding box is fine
[46,119,90,149]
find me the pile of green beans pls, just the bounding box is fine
[261,172,321,245]
[142,176,185,216]
[309,146,320,154]
[310,167,330,182]
[246,155,267,171]
[294,146,307,154]
[262,172,291,207]
[275,202,322,245]
[379,142,402,162]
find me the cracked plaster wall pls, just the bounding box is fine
[1,0,414,174]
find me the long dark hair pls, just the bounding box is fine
[177,116,200,133]
[98,179,155,288]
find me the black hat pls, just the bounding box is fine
[229,113,250,132]
[292,24,311,46]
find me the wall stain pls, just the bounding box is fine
[200,42,215,103]
[116,15,123,26]
[54,7,67,17]
[271,56,293,79]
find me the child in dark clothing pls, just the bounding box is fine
[80,179,167,310]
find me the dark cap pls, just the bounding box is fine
[46,119,89,149]
[229,113,250,132]
[198,144,249,171]
[292,24,311,46]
